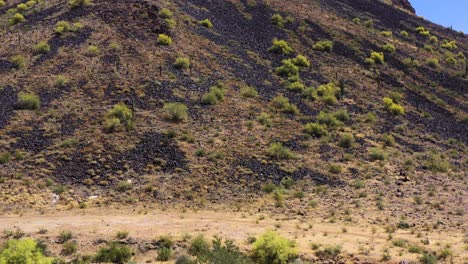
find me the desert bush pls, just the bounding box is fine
[416,26,430,36]
[158,8,173,19]
[280,176,295,189]
[16,3,28,12]
[104,103,134,132]
[364,19,373,28]
[18,93,40,110]
[0,1,5,7]
[201,86,225,105]
[0,152,12,164]
[383,97,404,115]
[381,31,392,37]
[34,41,50,54]
[423,44,434,53]
[313,40,333,52]
[315,244,342,258]
[316,83,338,105]
[116,231,129,239]
[117,181,132,191]
[62,241,77,255]
[58,231,73,244]
[365,51,384,65]
[189,235,210,257]
[272,95,299,114]
[292,54,310,67]
[268,39,294,55]
[94,243,132,264]
[352,17,360,24]
[333,109,349,122]
[268,142,294,160]
[174,57,190,69]
[304,123,327,137]
[69,0,91,9]
[426,58,440,68]
[55,20,83,35]
[9,55,26,70]
[257,112,272,127]
[198,19,213,28]
[271,13,284,27]
[445,55,457,65]
[157,34,173,45]
[382,134,395,147]
[429,35,438,44]
[317,111,341,128]
[420,253,437,264]
[0,239,53,264]
[437,247,453,260]
[9,13,26,25]
[424,153,450,173]
[262,182,276,193]
[286,81,305,92]
[195,237,249,264]
[251,231,297,264]
[302,86,317,101]
[240,86,259,98]
[328,164,342,174]
[164,18,177,29]
[441,40,457,50]
[273,189,284,207]
[400,30,409,37]
[382,43,396,53]
[157,247,172,261]
[275,59,299,78]
[55,75,69,87]
[163,103,188,122]
[25,0,36,7]
[338,133,354,148]
[369,147,387,161]
[86,45,99,57]
[403,57,419,69]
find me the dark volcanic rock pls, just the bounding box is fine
[392,0,415,13]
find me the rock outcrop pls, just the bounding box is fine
[392,0,416,13]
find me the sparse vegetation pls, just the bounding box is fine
[304,123,327,138]
[271,13,284,27]
[9,13,26,25]
[0,239,52,264]
[252,231,297,264]
[383,97,404,115]
[174,57,191,70]
[382,43,396,53]
[94,243,132,264]
[34,41,51,55]
[198,19,213,28]
[10,55,26,69]
[18,93,40,110]
[201,86,225,105]
[366,51,384,65]
[272,95,299,114]
[269,39,294,55]
[104,103,134,132]
[69,0,91,9]
[268,142,294,160]
[157,34,173,45]
[313,40,333,52]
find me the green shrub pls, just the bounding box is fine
[352,17,361,24]
[275,59,299,78]
[365,51,384,65]
[34,41,51,54]
[382,43,396,53]
[426,58,440,68]
[201,86,225,105]
[10,55,26,69]
[17,3,28,12]
[0,239,53,264]
[68,0,91,9]
[257,112,272,127]
[271,13,284,27]
[383,97,404,115]
[328,164,342,174]
[304,123,327,137]
[62,241,77,255]
[272,95,299,114]
[416,26,430,36]
[316,83,338,105]
[18,93,40,110]
[198,19,213,28]
[420,253,437,264]
[317,111,341,128]
[382,134,395,147]
[445,56,457,65]
[407,245,423,253]
[9,13,26,25]
[381,31,392,37]
[286,81,305,92]
[0,152,12,164]
[157,247,172,261]
[55,20,83,35]
[291,54,310,67]
[312,40,333,52]
[164,18,177,29]
[273,189,284,207]
[364,19,373,28]
[315,244,342,258]
[117,180,132,191]
[116,231,129,239]
[158,8,173,19]
[262,182,276,193]
[438,248,452,260]
[302,86,317,101]
[104,103,134,132]
[268,39,294,55]
[441,40,457,50]
[369,147,387,161]
[86,45,99,57]
[338,133,354,148]
[240,86,259,98]
[403,57,419,69]
[268,142,294,160]
[25,0,37,8]
[189,235,210,257]
[94,243,132,264]
[58,231,73,244]
[157,34,173,45]
[55,75,69,87]
[252,231,297,264]
[429,35,438,44]
[400,30,409,37]
[333,109,350,122]
[163,103,188,122]
[174,57,190,69]
[424,153,450,173]
[0,1,5,7]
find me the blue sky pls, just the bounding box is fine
[410,0,468,32]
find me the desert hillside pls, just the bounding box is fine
[0,0,466,263]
